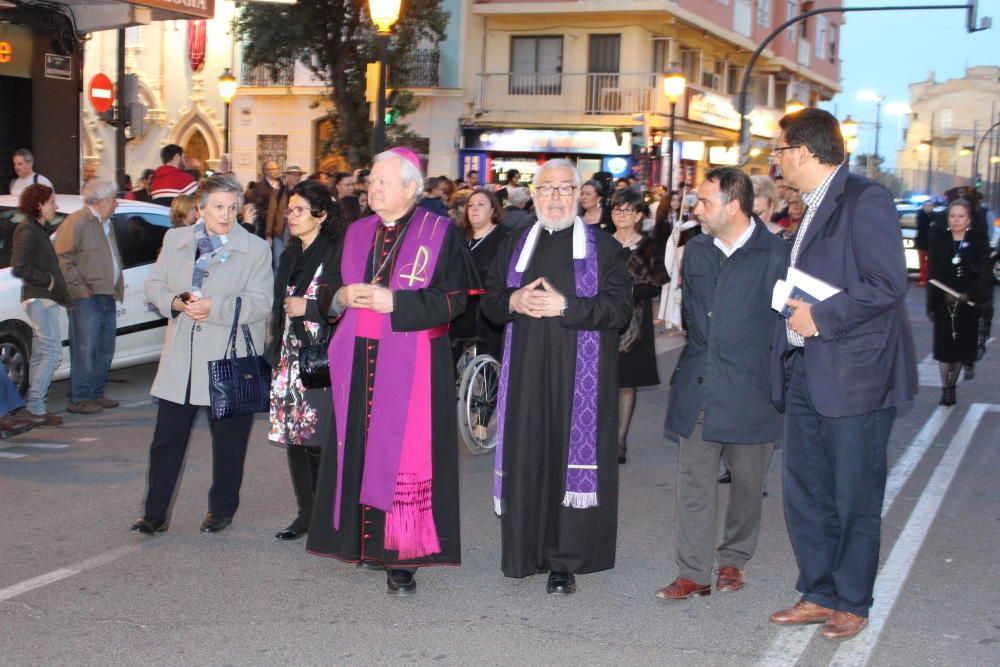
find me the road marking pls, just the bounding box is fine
[830,403,1000,667]
[756,404,953,667]
[0,544,138,603]
[0,451,26,459]
[121,399,153,409]
[76,437,97,442]
[15,442,70,450]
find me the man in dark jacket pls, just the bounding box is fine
[769,108,917,640]
[247,160,282,237]
[656,168,788,602]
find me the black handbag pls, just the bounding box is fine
[298,336,331,389]
[208,297,271,420]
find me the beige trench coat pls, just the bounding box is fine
[145,222,273,406]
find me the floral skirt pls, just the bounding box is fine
[268,328,334,448]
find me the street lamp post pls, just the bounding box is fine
[857,90,885,179]
[369,0,401,156]
[662,66,686,194]
[217,68,237,155]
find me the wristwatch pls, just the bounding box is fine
[560,299,568,317]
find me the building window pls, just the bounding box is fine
[829,24,838,63]
[727,64,743,95]
[787,1,797,42]
[815,16,826,58]
[510,36,563,95]
[757,0,772,27]
[680,48,702,87]
[940,108,953,130]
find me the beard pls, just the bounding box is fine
[536,201,578,231]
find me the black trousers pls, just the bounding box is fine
[143,398,254,522]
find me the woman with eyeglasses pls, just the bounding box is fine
[265,180,347,541]
[610,188,668,463]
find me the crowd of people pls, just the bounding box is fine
[2,107,995,643]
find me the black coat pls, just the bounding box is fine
[11,219,71,306]
[665,222,788,443]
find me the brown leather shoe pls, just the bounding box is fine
[769,600,835,624]
[716,566,745,592]
[67,401,102,414]
[93,396,119,408]
[655,577,711,601]
[820,611,868,639]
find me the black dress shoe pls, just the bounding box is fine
[386,569,417,596]
[130,517,167,536]
[356,560,386,572]
[275,518,308,540]
[546,571,577,595]
[200,513,233,534]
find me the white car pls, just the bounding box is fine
[0,195,172,394]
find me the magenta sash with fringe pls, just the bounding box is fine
[327,208,449,559]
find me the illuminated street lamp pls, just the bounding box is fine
[662,66,686,194]
[217,68,237,153]
[369,0,402,155]
[840,115,858,166]
[785,100,806,115]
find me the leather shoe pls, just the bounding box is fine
[199,513,232,534]
[67,400,102,414]
[130,516,167,535]
[655,577,711,600]
[274,518,308,540]
[821,611,868,640]
[770,600,835,624]
[12,409,49,426]
[356,560,386,572]
[546,571,576,595]
[386,569,416,596]
[0,415,34,437]
[93,396,119,408]
[716,566,745,592]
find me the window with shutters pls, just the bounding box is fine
[815,16,826,59]
[510,36,563,95]
[757,0,772,27]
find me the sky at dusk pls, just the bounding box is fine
[819,0,1000,168]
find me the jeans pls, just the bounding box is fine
[24,300,63,415]
[68,295,117,402]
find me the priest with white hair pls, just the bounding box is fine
[307,147,478,597]
[482,159,632,595]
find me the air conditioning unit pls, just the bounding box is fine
[702,73,721,89]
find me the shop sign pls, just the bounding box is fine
[708,145,740,166]
[44,54,72,80]
[686,86,780,139]
[680,141,705,162]
[0,24,33,79]
[474,129,631,156]
[130,0,216,20]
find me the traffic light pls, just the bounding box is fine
[384,90,400,126]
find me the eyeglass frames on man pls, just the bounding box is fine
[770,145,799,160]
[535,185,577,196]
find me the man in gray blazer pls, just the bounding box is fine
[54,179,124,414]
[657,168,788,601]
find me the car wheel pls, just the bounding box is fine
[0,330,30,396]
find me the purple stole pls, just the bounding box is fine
[327,208,449,559]
[492,222,601,515]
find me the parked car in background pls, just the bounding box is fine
[0,195,172,394]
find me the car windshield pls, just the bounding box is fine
[0,207,68,270]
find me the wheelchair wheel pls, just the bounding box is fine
[457,354,501,455]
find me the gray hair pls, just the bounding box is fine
[373,150,424,197]
[13,148,34,163]
[750,174,779,208]
[508,187,530,208]
[197,174,243,208]
[532,159,581,188]
[82,178,117,204]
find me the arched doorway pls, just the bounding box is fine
[185,130,210,167]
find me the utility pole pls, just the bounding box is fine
[115,28,126,192]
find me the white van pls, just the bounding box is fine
[0,194,172,393]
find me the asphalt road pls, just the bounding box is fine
[1,283,998,666]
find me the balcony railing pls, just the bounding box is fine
[241,62,295,87]
[475,73,664,115]
[403,49,441,88]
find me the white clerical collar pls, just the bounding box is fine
[713,218,756,258]
[515,217,586,273]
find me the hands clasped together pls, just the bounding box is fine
[337,283,395,314]
[173,294,212,322]
[509,277,567,319]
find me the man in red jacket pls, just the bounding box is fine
[150,144,197,207]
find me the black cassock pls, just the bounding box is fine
[481,224,632,577]
[308,209,477,567]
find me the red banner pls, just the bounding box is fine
[188,19,206,72]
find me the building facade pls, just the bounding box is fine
[895,66,1000,198]
[460,0,843,186]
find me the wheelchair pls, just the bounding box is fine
[454,340,501,455]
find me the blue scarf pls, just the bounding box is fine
[191,221,229,295]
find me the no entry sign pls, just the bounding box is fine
[88,73,114,113]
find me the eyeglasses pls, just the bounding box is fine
[611,207,637,215]
[770,145,799,159]
[535,185,577,196]
[284,206,311,218]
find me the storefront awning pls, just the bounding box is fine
[11,1,216,33]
